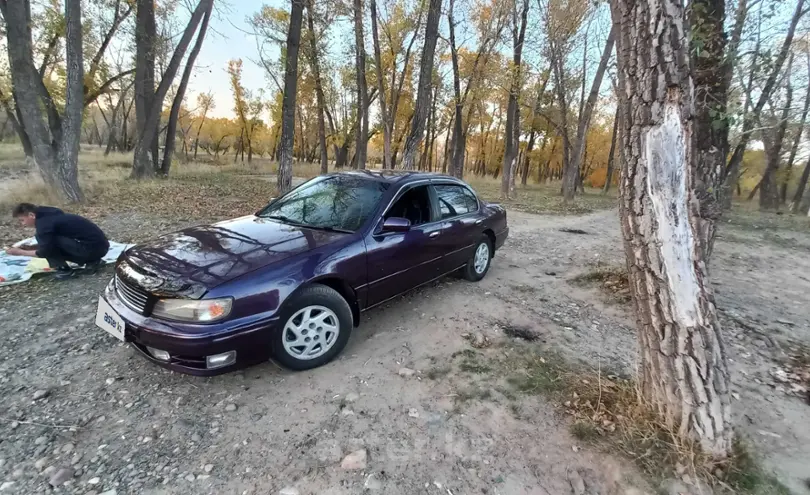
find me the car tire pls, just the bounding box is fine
[462,235,493,282]
[272,284,353,371]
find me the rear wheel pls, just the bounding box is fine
[462,236,492,282]
[272,285,353,370]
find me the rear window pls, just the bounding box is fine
[258,176,389,232]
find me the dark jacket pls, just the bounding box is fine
[34,207,109,258]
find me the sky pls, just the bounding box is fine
[184,1,278,118]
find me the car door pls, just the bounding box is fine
[364,184,444,307]
[432,183,482,273]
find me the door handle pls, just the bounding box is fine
[475,219,483,225]
[429,231,440,238]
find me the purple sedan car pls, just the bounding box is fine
[94,171,508,375]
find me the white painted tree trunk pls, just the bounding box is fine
[612,0,733,458]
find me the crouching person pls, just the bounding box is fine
[7,203,110,279]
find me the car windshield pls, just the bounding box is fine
[258,175,389,232]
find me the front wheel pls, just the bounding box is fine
[272,285,353,370]
[462,236,492,282]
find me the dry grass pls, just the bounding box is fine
[465,176,618,215]
[570,265,632,304]
[451,340,789,494]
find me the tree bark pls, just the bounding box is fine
[500,0,530,198]
[353,0,369,169]
[550,38,574,202]
[160,2,213,176]
[612,0,732,458]
[133,0,157,177]
[305,0,329,175]
[400,0,442,170]
[690,0,730,259]
[278,0,305,193]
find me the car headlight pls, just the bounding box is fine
[151,298,233,323]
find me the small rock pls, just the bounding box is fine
[35,458,48,470]
[49,468,73,487]
[34,436,49,445]
[99,490,117,495]
[345,392,359,403]
[545,271,557,276]
[340,449,367,470]
[364,474,382,490]
[279,487,300,495]
[185,474,196,482]
[408,408,419,418]
[105,378,115,385]
[204,464,214,473]
[61,443,74,454]
[0,482,14,492]
[398,367,416,377]
[341,408,355,416]
[32,389,50,400]
[191,433,202,442]
[88,477,101,485]
[42,466,55,476]
[224,404,237,412]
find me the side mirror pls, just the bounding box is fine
[381,217,411,233]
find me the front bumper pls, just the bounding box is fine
[103,281,277,376]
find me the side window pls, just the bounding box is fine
[384,186,433,226]
[434,185,477,219]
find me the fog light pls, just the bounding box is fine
[147,347,171,362]
[206,351,236,370]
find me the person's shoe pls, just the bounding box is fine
[82,259,104,273]
[53,267,76,280]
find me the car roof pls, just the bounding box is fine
[326,169,466,186]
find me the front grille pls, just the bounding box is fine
[115,275,151,314]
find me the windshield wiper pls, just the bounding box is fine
[305,225,355,234]
[264,214,301,225]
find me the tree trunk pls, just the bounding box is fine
[1,0,83,201]
[400,0,442,170]
[278,0,304,193]
[133,0,157,178]
[353,0,369,170]
[792,157,810,212]
[781,53,810,204]
[133,0,211,179]
[305,0,329,175]
[369,0,391,169]
[602,106,619,193]
[551,41,574,202]
[691,0,731,259]
[570,26,615,195]
[56,0,85,201]
[723,0,805,208]
[760,56,793,210]
[160,2,212,176]
[612,0,732,458]
[500,0,530,198]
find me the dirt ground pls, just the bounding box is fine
[0,200,808,495]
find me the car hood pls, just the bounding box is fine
[118,215,348,297]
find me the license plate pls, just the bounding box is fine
[95,297,125,342]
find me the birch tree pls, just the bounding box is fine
[612,0,733,458]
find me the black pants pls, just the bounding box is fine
[45,237,108,269]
